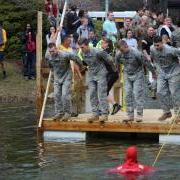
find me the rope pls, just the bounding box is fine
[152,107,180,167]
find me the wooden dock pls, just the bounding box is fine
[42,109,180,134]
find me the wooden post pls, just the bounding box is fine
[105,0,109,16]
[36,11,43,118]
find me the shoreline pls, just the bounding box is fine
[0,60,36,104]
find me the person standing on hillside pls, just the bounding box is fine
[0,21,7,79]
[24,26,36,80]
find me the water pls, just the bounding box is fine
[0,105,180,180]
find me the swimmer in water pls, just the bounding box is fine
[108,146,155,179]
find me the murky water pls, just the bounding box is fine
[0,105,180,180]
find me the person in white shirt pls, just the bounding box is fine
[123,30,138,49]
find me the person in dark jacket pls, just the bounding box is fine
[65,5,79,35]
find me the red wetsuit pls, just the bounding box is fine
[108,146,155,177]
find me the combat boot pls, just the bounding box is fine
[158,112,172,121]
[87,115,99,123]
[122,117,134,123]
[111,103,121,115]
[99,115,108,123]
[52,113,64,121]
[135,115,143,123]
[175,117,180,124]
[61,113,71,122]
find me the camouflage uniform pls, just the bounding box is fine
[46,51,83,116]
[150,45,180,115]
[116,48,155,118]
[82,48,113,116]
[172,28,180,48]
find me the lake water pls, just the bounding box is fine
[0,105,180,180]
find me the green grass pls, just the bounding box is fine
[0,60,36,103]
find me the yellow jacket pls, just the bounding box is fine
[0,29,7,52]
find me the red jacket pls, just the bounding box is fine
[45,2,58,17]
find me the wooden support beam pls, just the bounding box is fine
[42,110,180,134]
[42,120,180,134]
[36,11,43,118]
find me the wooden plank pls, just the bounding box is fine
[42,120,180,134]
[42,110,180,134]
[36,11,43,118]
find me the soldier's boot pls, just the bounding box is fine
[111,103,121,115]
[158,112,172,121]
[135,115,143,123]
[88,115,99,123]
[99,115,108,123]
[61,113,71,122]
[122,117,134,123]
[174,116,180,124]
[52,113,64,121]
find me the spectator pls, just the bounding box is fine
[133,9,143,26]
[119,18,133,39]
[159,17,175,38]
[88,30,98,47]
[24,27,36,80]
[103,11,118,43]
[123,30,138,49]
[65,5,79,35]
[0,21,7,79]
[96,31,107,49]
[46,26,58,45]
[45,0,58,27]
[77,17,90,39]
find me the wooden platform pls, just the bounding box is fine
[42,110,180,134]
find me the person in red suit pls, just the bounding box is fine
[108,146,155,179]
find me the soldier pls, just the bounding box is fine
[116,40,155,122]
[150,36,180,123]
[78,38,114,123]
[172,20,180,48]
[46,36,84,121]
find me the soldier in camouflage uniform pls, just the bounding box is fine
[150,36,180,123]
[172,21,180,48]
[116,40,155,122]
[46,37,84,121]
[78,38,115,123]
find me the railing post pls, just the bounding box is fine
[36,11,43,119]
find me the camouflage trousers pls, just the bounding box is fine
[157,73,180,115]
[54,79,72,115]
[124,71,144,118]
[89,76,109,116]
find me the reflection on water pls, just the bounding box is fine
[0,105,180,180]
